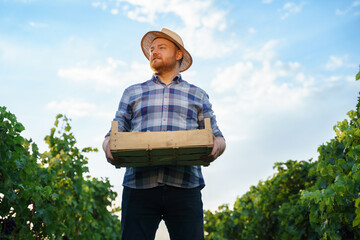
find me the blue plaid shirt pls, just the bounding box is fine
[108,74,224,189]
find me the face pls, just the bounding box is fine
[149,38,183,74]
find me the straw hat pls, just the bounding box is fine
[141,28,193,72]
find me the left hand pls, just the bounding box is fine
[201,136,225,163]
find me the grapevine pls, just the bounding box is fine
[204,67,360,239]
[0,108,121,239]
[1,217,16,236]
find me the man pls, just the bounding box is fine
[103,28,226,240]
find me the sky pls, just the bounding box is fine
[1,0,360,238]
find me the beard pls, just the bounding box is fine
[150,57,179,74]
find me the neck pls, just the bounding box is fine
[156,68,180,85]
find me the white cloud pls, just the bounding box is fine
[91,2,101,7]
[92,0,227,31]
[14,0,36,3]
[92,2,101,7]
[209,41,356,145]
[325,55,348,71]
[110,0,227,31]
[0,39,51,67]
[207,38,314,116]
[211,57,311,114]
[91,0,233,59]
[326,75,355,83]
[211,61,253,93]
[58,58,151,92]
[180,27,234,59]
[209,57,313,144]
[335,9,346,15]
[46,99,112,119]
[0,40,23,62]
[248,27,256,34]
[279,2,304,20]
[111,9,119,15]
[92,1,107,10]
[336,1,360,15]
[243,39,278,61]
[29,21,47,28]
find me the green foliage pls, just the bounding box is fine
[204,68,360,239]
[1,106,44,239]
[301,96,360,239]
[0,108,121,239]
[204,160,318,239]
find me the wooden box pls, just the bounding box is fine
[110,118,213,168]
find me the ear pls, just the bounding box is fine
[176,50,183,61]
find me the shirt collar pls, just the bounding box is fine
[152,74,182,85]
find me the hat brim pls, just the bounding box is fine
[141,31,192,72]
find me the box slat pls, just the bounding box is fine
[110,118,213,168]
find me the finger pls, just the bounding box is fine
[201,154,214,162]
[211,139,219,155]
[106,148,114,160]
[107,158,114,165]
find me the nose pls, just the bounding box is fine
[150,46,160,57]
[150,50,159,59]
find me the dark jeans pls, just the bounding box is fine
[121,185,204,240]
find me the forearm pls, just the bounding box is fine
[103,136,110,152]
[215,136,226,157]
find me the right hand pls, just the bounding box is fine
[104,138,125,165]
[105,141,115,164]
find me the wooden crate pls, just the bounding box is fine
[110,118,213,168]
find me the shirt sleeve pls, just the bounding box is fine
[105,88,132,137]
[200,93,224,139]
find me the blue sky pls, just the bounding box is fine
[1,0,360,237]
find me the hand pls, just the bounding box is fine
[201,136,225,163]
[105,141,115,164]
[104,138,125,165]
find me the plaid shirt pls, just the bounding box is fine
[108,74,224,189]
